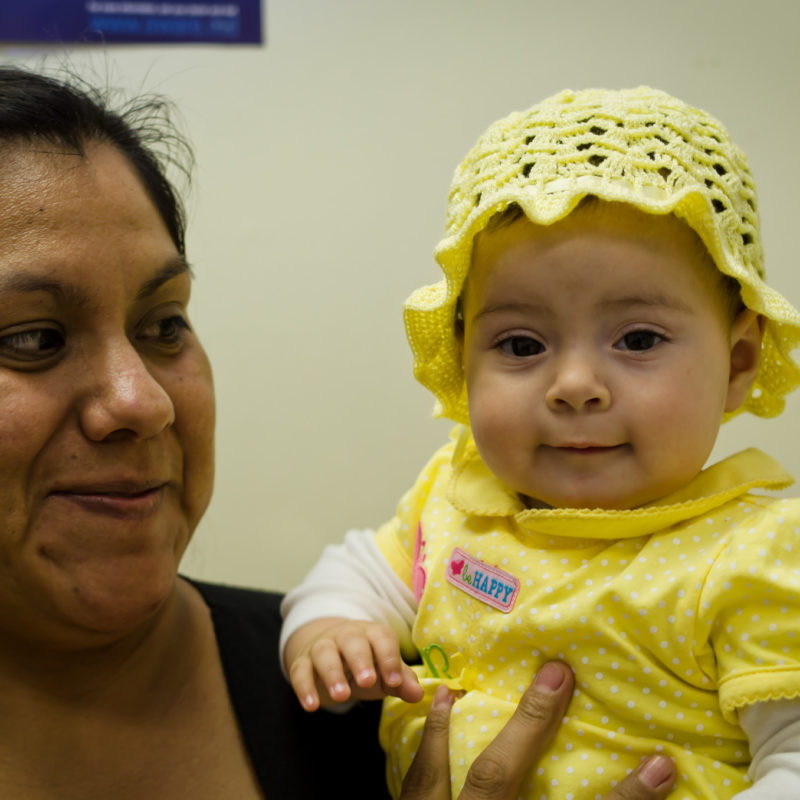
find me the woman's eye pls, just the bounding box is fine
[618,330,663,351]
[140,315,191,349]
[0,328,64,361]
[498,335,544,357]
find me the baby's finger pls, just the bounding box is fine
[383,662,424,704]
[287,656,321,712]
[366,625,404,688]
[307,638,352,702]
[335,626,379,689]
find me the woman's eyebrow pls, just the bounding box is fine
[135,256,193,299]
[0,273,65,294]
[0,271,88,305]
[0,256,192,304]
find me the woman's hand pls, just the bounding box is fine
[399,661,675,800]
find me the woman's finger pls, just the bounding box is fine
[602,755,676,800]
[399,660,674,800]
[399,685,459,800]
[460,661,574,800]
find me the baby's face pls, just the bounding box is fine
[459,203,758,509]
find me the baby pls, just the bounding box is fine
[281,88,800,799]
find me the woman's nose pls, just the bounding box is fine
[544,350,611,412]
[78,340,175,442]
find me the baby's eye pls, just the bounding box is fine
[0,327,64,362]
[617,330,664,351]
[498,335,544,357]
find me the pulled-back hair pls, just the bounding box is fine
[0,66,192,255]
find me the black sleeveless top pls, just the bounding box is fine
[190,580,391,799]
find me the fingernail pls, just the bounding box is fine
[431,684,456,710]
[638,755,672,788]
[534,662,566,692]
[386,670,401,685]
[358,668,374,683]
[332,681,348,697]
[303,694,316,710]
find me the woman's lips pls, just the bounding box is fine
[49,483,167,519]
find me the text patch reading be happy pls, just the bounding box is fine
[446,547,520,613]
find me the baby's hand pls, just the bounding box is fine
[285,617,424,711]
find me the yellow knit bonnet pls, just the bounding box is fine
[404,86,800,424]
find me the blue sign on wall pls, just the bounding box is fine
[0,1,263,44]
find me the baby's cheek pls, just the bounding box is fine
[468,393,507,453]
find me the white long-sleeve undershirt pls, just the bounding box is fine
[279,529,418,673]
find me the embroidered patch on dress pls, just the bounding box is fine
[412,523,427,603]
[446,547,520,613]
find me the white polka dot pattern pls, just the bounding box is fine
[376,440,800,799]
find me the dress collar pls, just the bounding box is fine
[447,427,794,540]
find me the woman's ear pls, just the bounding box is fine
[725,309,765,413]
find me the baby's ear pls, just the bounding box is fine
[725,309,764,412]
[454,298,465,358]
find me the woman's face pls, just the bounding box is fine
[0,140,215,645]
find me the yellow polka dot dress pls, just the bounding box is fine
[375,432,800,799]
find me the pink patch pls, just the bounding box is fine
[446,547,519,613]
[412,523,427,603]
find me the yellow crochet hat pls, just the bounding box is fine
[405,86,800,424]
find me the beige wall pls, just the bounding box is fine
[5,0,800,591]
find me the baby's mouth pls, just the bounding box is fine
[553,442,623,451]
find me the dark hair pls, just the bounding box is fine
[0,66,191,255]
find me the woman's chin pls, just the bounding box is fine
[30,556,181,644]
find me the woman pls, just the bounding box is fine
[0,66,673,799]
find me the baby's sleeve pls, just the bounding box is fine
[698,498,800,723]
[279,439,456,670]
